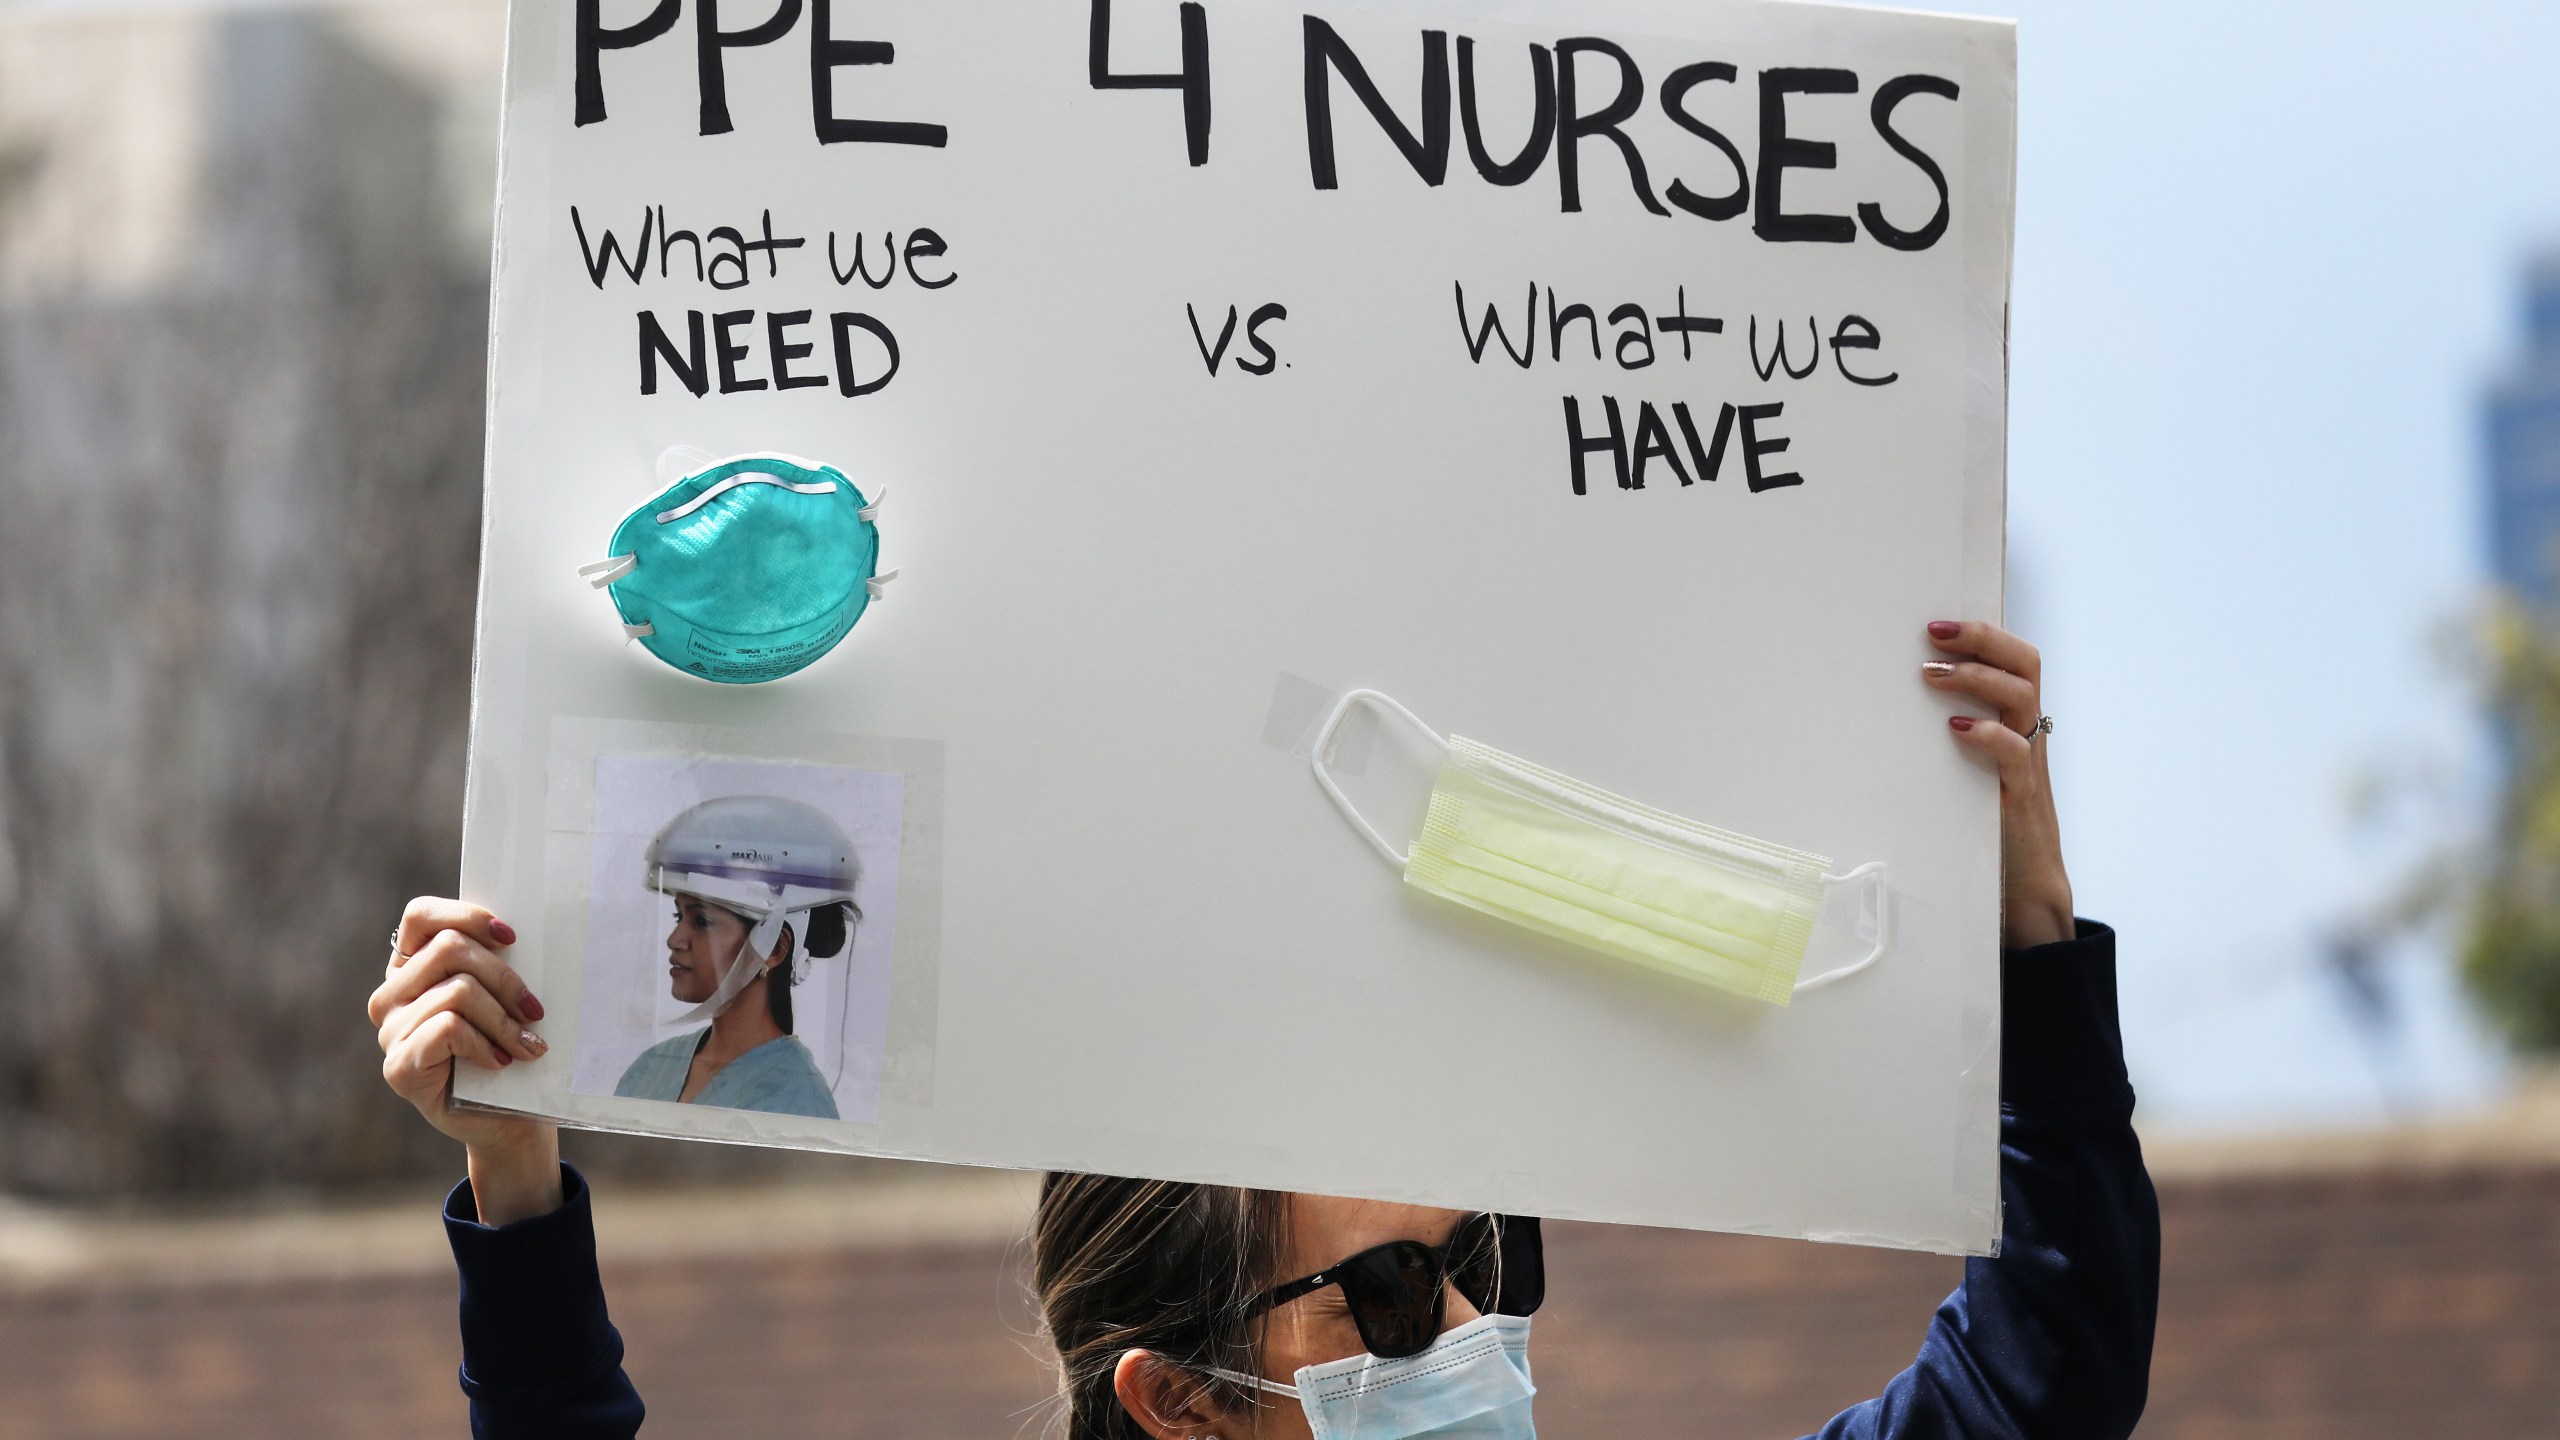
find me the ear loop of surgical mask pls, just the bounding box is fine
[1308,688,1891,993]
[1202,1364,1302,1402]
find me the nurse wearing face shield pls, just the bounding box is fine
[372,622,2158,1440]
[608,795,856,1121]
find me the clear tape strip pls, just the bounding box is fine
[1260,672,1375,775]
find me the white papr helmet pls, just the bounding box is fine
[645,795,860,1023]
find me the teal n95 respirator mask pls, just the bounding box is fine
[579,449,898,684]
[1310,690,1889,1006]
[645,794,863,1024]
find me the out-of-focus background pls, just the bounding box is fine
[1,0,2557,1434]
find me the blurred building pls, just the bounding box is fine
[0,3,498,1198]
[9,1120,2560,1439]
[0,0,822,1202]
[2487,254,2560,609]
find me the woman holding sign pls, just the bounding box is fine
[367,620,2155,1440]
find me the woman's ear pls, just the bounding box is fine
[767,923,796,973]
[1113,1349,1232,1440]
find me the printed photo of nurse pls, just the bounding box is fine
[571,755,903,1125]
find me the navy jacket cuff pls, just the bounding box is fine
[444,1163,624,1396]
[1999,919,2132,1117]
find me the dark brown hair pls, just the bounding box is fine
[1035,1175,1293,1440]
[763,900,857,1034]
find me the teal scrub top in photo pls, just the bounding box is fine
[614,1029,840,1120]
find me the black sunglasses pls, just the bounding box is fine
[1242,1214,1545,1359]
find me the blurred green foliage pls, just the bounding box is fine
[2459,600,2560,1050]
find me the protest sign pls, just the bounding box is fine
[455,0,2016,1253]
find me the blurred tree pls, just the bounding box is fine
[0,14,485,1198]
[0,9,847,1199]
[2457,598,2560,1050]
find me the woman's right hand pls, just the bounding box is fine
[369,897,564,1224]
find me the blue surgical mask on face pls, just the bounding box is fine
[578,451,896,685]
[1210,1314,1536,1440]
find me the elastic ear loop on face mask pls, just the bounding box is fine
[1311,689,1891,994]
[1793,861,1891,991]
[1199,1364,1301,1402]
[1310,688,1451,869]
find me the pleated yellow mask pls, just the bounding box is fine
[1311,690,1887,1006]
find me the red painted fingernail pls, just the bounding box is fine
[491,919,518,946]
[496,1050,515,1067]
[520,991,545,1022]
[1928,621,1962,640]
[1949,715,1976,731]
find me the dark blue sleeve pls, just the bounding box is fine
[1806,921,2160,1440]
[444,1164,647,1440]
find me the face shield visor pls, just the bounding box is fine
[644,794,862,1024]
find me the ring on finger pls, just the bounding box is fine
[2015,714,2054,741]
[388,927,413,961]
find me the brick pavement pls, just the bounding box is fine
[3,1167,2555,1439]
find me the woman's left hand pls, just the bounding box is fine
[1923,620,2075,950]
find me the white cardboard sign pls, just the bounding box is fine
[457,0,2015,1253]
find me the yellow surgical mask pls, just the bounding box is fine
[1311,690,1888,1006]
